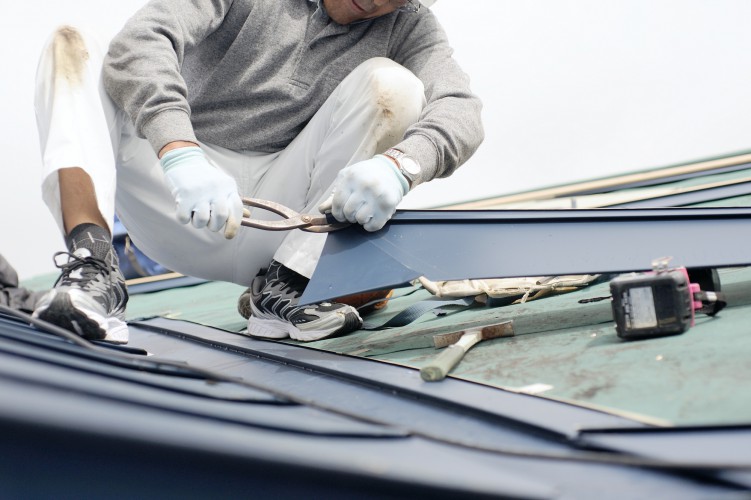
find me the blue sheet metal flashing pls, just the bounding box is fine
[127,317,751,487]
[1,313,749,497]
[577,427,751,488]
[577,425,751,468]
[0,314,406,437]
[0,378,550,499]
[133,316,641,439]
[301,207,751,305]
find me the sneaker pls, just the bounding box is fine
[246,261,362,341]
[33,248,129,344]
[238,286,392,319]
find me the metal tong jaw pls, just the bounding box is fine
[240,198,350,233]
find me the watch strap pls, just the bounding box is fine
[382,148,420,189]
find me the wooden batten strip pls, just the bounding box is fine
[446,152,751,209]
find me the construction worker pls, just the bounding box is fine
[32,0,484,344]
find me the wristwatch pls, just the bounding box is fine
[383,148,422,189]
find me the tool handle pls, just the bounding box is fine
[420,345,467,382]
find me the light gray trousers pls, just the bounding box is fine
[35,26,425,286]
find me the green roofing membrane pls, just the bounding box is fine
[75,265,750,428]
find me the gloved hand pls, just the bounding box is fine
[319,155,409,232]
[160,146,243,239]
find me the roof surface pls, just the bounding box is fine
[69,264,748,428]
[84,152,751,427]
[8,152,751,497]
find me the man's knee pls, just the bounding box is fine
[355,57,425,110]
[354,57,423,88]
[41,25,105,90]
[50,26,90,86]
[343,58,426,143]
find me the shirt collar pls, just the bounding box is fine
[307,0,330,20]
[306,0,390,25]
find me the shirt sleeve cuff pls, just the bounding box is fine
[391,134,440,188]
[141,109,199,154]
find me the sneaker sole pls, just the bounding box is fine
[290,311,363,342]
[34,291,129,344]
[247,299,362,341]
[246,315,293,339]
[246,313,362,342]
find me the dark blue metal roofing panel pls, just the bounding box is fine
[1,312,749,497]
[301,207,751,304]
[578,426,751,469]
[577,427,751,488]
[133,317,639,438]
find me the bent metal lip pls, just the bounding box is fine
[300,206,751,304]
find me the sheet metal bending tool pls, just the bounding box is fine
[240,198,350,233]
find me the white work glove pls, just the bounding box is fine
[160,146,243,239]
[319,155,409,232]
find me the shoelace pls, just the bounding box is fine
[52,251,111,287]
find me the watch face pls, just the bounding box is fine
[400,156,421,176]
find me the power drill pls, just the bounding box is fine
[609,258,726,340]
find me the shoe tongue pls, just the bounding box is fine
[53,248,93,267]
[73,248,93,259]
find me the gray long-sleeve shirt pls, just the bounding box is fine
[103,0,484,185]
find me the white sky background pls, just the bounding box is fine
[2,1,751,280]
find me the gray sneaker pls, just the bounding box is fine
[246,261,362,341]
[33,248,129,344]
